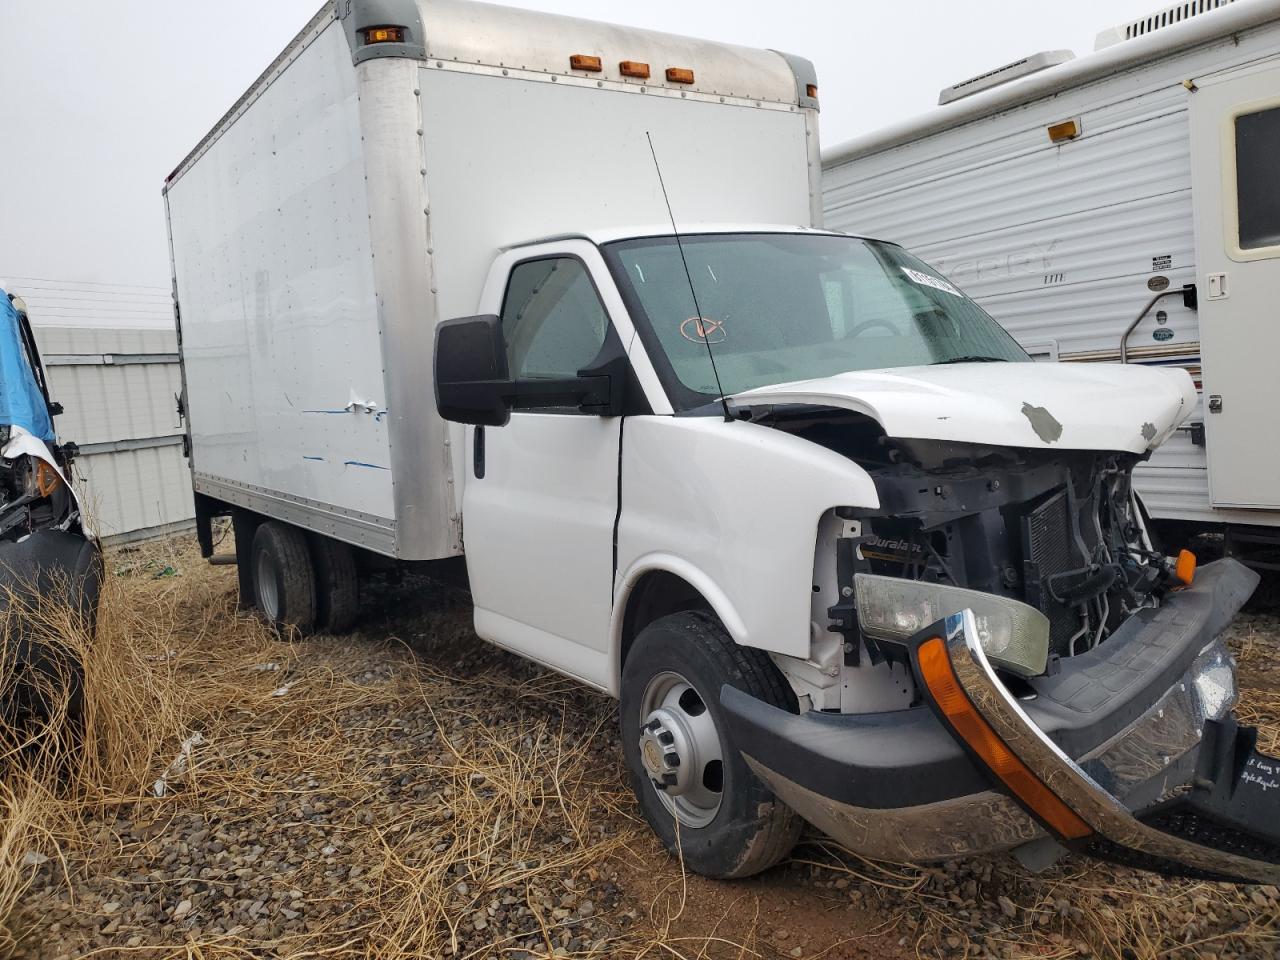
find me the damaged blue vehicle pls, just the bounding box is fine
[0,286,99,718]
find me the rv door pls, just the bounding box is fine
[1190,61,1280,509]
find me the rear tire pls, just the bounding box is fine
[250,522,315,632]
[308,535,359,634]
[620,610,803,879]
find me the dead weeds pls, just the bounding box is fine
[0,537,1277,959]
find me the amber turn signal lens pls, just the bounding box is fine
[34,461,63,498]
[665,67,695,84]
[362,26,405,45]
[1176,549,1197,586]
[619,60,651,79]
[569,54,603,72]
[917,637,1093,840]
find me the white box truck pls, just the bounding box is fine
[822,0,1280,567]
[167,0,1280,883]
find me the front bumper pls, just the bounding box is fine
[724,559,1280,879]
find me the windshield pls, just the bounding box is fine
[602,233,1029,410]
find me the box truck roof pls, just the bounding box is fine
[166,0,818,188]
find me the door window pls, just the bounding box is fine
[501,258,608,380]
[1236,105,1280,251]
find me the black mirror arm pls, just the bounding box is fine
[508,375,611,411]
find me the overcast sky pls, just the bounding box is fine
[0,0,1161,321]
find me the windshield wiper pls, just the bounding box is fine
[932,355,1010,365]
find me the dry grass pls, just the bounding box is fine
[1,536,1279,960]
[0,537,687,958]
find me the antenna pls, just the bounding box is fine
[645,132,732,422]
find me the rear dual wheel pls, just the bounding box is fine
[620,611,803,879]
[249,522,358,634]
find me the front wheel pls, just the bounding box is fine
[620,611,803,879]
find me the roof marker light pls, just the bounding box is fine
[362,26,405,45]
[569,54,603,72]
[620,60,651,79]
[665,67,695,84]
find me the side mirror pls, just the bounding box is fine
[434,315,512,427]
[434,313,621,426]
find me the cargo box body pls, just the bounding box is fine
[165,0,819,560]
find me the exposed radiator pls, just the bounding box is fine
[1021,488,1081,657]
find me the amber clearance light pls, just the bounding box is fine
[362,26,405,45]
[917,637,1092,840]
[1047,117,1081,143]
[619,60,651,79]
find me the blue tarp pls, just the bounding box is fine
[0,288,55,442]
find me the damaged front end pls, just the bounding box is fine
[723,398,1275,882]
[0,289,100,720]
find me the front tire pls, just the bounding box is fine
[250,522,315,632]
[620,611,803,879]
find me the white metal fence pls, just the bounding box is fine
[34,325,193,544]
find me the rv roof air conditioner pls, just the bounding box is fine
[1095,0,1236,50]
[938,50,1075,106]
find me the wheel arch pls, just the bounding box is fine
[610,554,746,697]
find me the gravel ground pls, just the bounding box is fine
[7,541,1280,959]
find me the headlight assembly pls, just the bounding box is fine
[853,573,1050,678]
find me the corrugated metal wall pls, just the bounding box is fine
[33,326,193,544]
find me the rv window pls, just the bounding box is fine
[1236,105,1280,250]
[500,258,608,382]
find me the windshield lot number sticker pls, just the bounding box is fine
[901,267,963,298]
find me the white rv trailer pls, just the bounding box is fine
[822,0,1280,562]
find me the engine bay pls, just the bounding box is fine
[754,406,1191,713]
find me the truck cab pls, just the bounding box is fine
[432,225,1275,882]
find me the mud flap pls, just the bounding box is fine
[901,608,1280,884]
[0,529,101,721]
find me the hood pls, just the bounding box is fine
[729,361,1197,455]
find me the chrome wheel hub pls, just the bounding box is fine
[638,672,724,828]
[255,553,280,621]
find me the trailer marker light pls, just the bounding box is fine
[1047,118,1081,143]
[1175,549,1197,586]
[362,26,405,45]
[806,83,818,100]
[569,54,603,72]
[619,60,651,79]
[917,637,1093,840]
[665,67,696,84]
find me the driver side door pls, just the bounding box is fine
[461,244,625,688]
